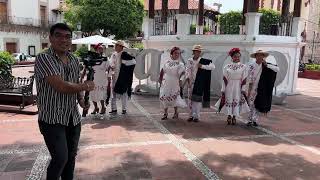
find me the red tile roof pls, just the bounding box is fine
[144,0,216,11]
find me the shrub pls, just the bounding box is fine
[190,24,196,34]
[74,45,88,59]
[131,42,144,50]
[0,51,15,78]
[305,64,320,71]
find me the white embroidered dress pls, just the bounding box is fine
[89,60,110,102]
[215,62,250,116]
[159,59,186,108]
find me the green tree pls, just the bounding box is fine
[218,11,243,34]
[65,0,144,39]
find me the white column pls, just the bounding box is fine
[291,17,304,39]
[142,16,154,39]
[239,25,246,35]
[196,25,204,34]
[245,13,262,36]
[176,14,191,35]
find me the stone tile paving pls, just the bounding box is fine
[0,68,320,179]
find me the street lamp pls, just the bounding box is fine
[76,23,82,38]
[76,23,81,31]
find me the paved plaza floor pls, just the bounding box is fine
[0,66,320,179]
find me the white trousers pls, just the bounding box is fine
[111,92,128,111]
[189,101,202,119]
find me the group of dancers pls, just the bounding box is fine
[81,40,136,115]
[159,46,279,126]
[84,43,279,126]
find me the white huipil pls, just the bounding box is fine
[89,60,111,102]
[215,62,250,117]
[159,59,186,108]
[185,57,215,119]
[109,51,127,111]
[247,61,279,122]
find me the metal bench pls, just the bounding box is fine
[0,75,35,110]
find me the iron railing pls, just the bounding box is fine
[259,16,294,36]
[0,14,56,28]
[152,16,177,36]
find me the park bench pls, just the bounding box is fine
[0,75,35,110]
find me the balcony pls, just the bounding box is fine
[0,14,57,30]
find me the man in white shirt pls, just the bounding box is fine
[185,45,215,122]
[247,50,279,126]
[109,40,136,114]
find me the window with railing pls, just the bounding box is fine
[152,16,177,36]
[40,5,47,27]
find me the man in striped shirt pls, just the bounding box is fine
[34,23,95,180]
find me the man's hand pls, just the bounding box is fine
[198,64,202,68]
[78,99,90,111]
[83,81,95,91]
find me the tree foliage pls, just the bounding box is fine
[65,0,144,39]
[218,9,281,35]
[218,11,243,34]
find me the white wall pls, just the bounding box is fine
[9,0,39,20]
[0,32,41,55]
[48,0,60,22]
[142,34,302,95]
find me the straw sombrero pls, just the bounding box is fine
[113,40,127,48]
[250,50,269,58]
[192,45,203,51]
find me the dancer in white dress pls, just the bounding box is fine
[215,48,250,125]
[80,44,111,114]
[159,47,186,120]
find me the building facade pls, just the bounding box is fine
[0,0,64,56]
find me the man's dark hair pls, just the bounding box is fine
[50,23,72,35]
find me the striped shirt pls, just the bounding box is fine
[34,47,81,126]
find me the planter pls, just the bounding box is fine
[13,61,35,66]
[298,70,320,80]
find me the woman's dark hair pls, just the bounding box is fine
[50,23,72,36]
[170,47,180,55]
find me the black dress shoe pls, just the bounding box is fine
[109,110,117,114]
[122,110,127,114]
[193,118,199,122]
[187,117,193,122]
[253,122,258,127]
[247,122,252,126]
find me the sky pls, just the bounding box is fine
[204,0,244,13]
